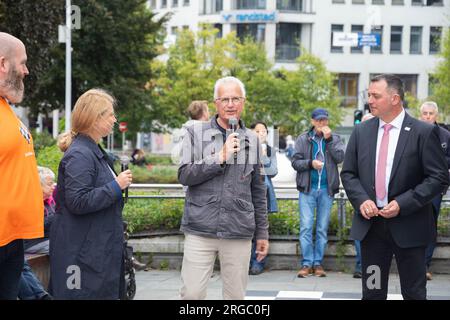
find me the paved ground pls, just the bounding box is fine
[134,269,450,300]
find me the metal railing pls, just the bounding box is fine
[127,184,450,238]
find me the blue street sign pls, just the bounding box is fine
[358,33,381,47]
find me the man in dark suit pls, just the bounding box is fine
[341,74,449,300]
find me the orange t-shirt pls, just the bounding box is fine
[0,97,44,246]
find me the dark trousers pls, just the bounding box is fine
[361,217,427,300]
[425,195,442,268]
[0,239,24,300]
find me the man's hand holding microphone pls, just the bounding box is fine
[219,133,240,164]
[219,117,240,164]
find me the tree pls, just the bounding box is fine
[39,0,168,135]
[151,26,342,136]
[0,0,64,117]
[1,0,168,135]
[282,52,342,134]
[150,26,238,130]
[431,28,450,117]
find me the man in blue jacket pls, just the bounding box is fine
[291,108,345,278]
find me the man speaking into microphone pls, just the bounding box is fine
[178,76,269,300]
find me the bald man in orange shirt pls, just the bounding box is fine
[0,32,44,300]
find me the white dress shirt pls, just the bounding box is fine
[375,109,406,207]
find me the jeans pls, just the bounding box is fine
[265,176,278,213]
[249,240,266,272]
[299,189,334,267]
[0,239,24,300]
[425,195,442,269]
[354,240,361,273]
[18,261,47,300]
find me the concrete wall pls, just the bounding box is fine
[129,234,450,274]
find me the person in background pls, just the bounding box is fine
[285,135,295,160]
[171,100,210,165]
[0,32,44,300]
[249,121,278,275]
[18,166,56,300]
[50,89,133,299]
[291,108,345,278]
[130,148,148,167]
[419,101,450,281]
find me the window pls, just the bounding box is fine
[213,23,223,38]
[331,24,344,53]
[183,0,190,6]
[391,0,403,5]
[398,74,418,97]
[277,0,303,11]
[161,0,167,8]
[352,0,365,4]
[411,0,442,5]
[235,0,266,9]
[150,0,156,9]
[332,0,345,3]
[426,0,443,5]
[390,26,402,54]
[370,26,383,53]
[171,26,178,35]
[410,26,422,54]
[372,0,384,4]
[429,26,442,54]
[337,74,359,108]
[201,0,223,14]
[276,23,301,61]
[351,25,363,53]
[172,0,178,7]
[236,23,266,43]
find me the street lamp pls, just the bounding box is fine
[65,0,72,133]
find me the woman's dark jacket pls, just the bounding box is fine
[49,134,124,300]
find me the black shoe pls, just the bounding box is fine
[353,271,362,279]
[132,257,147,271]
[249,267,263,275]
[39,293,53,300]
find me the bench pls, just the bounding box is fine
[25,253,50,290]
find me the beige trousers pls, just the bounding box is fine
[180,233,252,300]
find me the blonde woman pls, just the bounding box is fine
[49,89,132,299]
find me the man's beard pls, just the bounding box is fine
[0,66,25,103]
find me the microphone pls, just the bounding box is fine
[229,117,238,159]
[120,155,130,203]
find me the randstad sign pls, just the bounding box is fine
[221,10,278,24]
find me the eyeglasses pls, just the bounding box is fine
[216,96,244,106]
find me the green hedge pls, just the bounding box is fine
[114,163,178,184]
[123,197,450,237]
[33,131,63,177]
[124,198,354,236]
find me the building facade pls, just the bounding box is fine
[150,0,449,122]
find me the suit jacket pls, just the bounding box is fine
[341,112,449,248]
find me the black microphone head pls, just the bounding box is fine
[229,117,238,131]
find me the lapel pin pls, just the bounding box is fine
[404,127,411,131]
